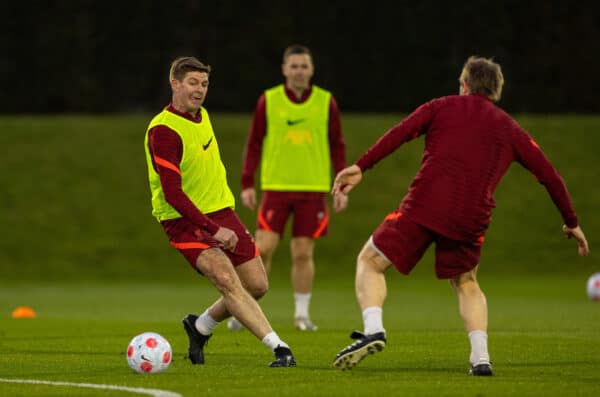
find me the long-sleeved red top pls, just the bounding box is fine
[241,85,346,190]
[147,104,220,235]
[356,94,578,242]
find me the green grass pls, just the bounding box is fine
[0,113,598,395]
[0,276,598,396]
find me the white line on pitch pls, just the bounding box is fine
[0,378,182,397]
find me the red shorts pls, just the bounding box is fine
[257,191,329,238]
[161,208,258,271]
[371,210,483,279]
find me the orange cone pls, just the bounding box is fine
[12,306,36,318]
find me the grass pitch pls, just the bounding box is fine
[0,113,598,395]
[1,275,598,396]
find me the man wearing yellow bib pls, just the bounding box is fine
[236,45,347,331]
[144,56,295,367]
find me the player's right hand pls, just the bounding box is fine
[563,224,590,256]
[332,165,363,196]
[213,226,239,251]
[241,188,257,210]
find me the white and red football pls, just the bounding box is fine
[587,273,600,301]
[126,332,172,374]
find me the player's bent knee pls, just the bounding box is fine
[357,243,390,274]
[450,268,480,292]
[236,256,269,298]
[247,278,269,299]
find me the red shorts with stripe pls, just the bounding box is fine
[160,208,258,271]
[257,191,329,238]
[371,210,483,279]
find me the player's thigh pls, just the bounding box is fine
[161,217,220,273]
[434,237,482,279]
[196,248,241,292]
[257,191,292,235]
[208,208,260,267]
[371,211,433,275]
[291,193,328,238]
[256,229,280,257]
[235,256,268,297]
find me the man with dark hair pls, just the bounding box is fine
[230,45,347,331]
[331,56,589,375]
[144,56,296,367]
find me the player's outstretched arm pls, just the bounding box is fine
[332,164,363,196]
[562,225,590,256]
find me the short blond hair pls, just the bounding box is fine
[459,56,504,102]
[282,44,312,63]
[169,56,211,82]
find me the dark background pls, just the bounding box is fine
[2,0,599,114]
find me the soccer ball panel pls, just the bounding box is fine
[126,332,172,374]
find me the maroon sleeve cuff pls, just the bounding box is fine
[564,216,578,229]
[355,158,371,173]
[241,174,255,190]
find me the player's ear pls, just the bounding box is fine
[460,81,470,95]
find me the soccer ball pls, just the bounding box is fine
[126,332,172,374]
[586,273,600,301]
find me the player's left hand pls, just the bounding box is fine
[562,224,590,256]
[333,191,348,213]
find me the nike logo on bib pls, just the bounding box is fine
[286,118,306,126]
[203,137,213,150]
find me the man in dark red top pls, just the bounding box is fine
[331,56,589,375]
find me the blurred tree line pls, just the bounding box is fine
[1,0,598,114]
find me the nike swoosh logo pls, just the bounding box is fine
[141,354,152,362]
[286,118,305,126]
[202,137,213,150]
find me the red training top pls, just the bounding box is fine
[241,85,346,190]
[356,94,578,242]
[147,104,220,235]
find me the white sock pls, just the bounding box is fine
[294,292,311,318]
[261,331,289,351]
[468,330,490,365]
[195,309,219,336]
[362,306,385,335]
